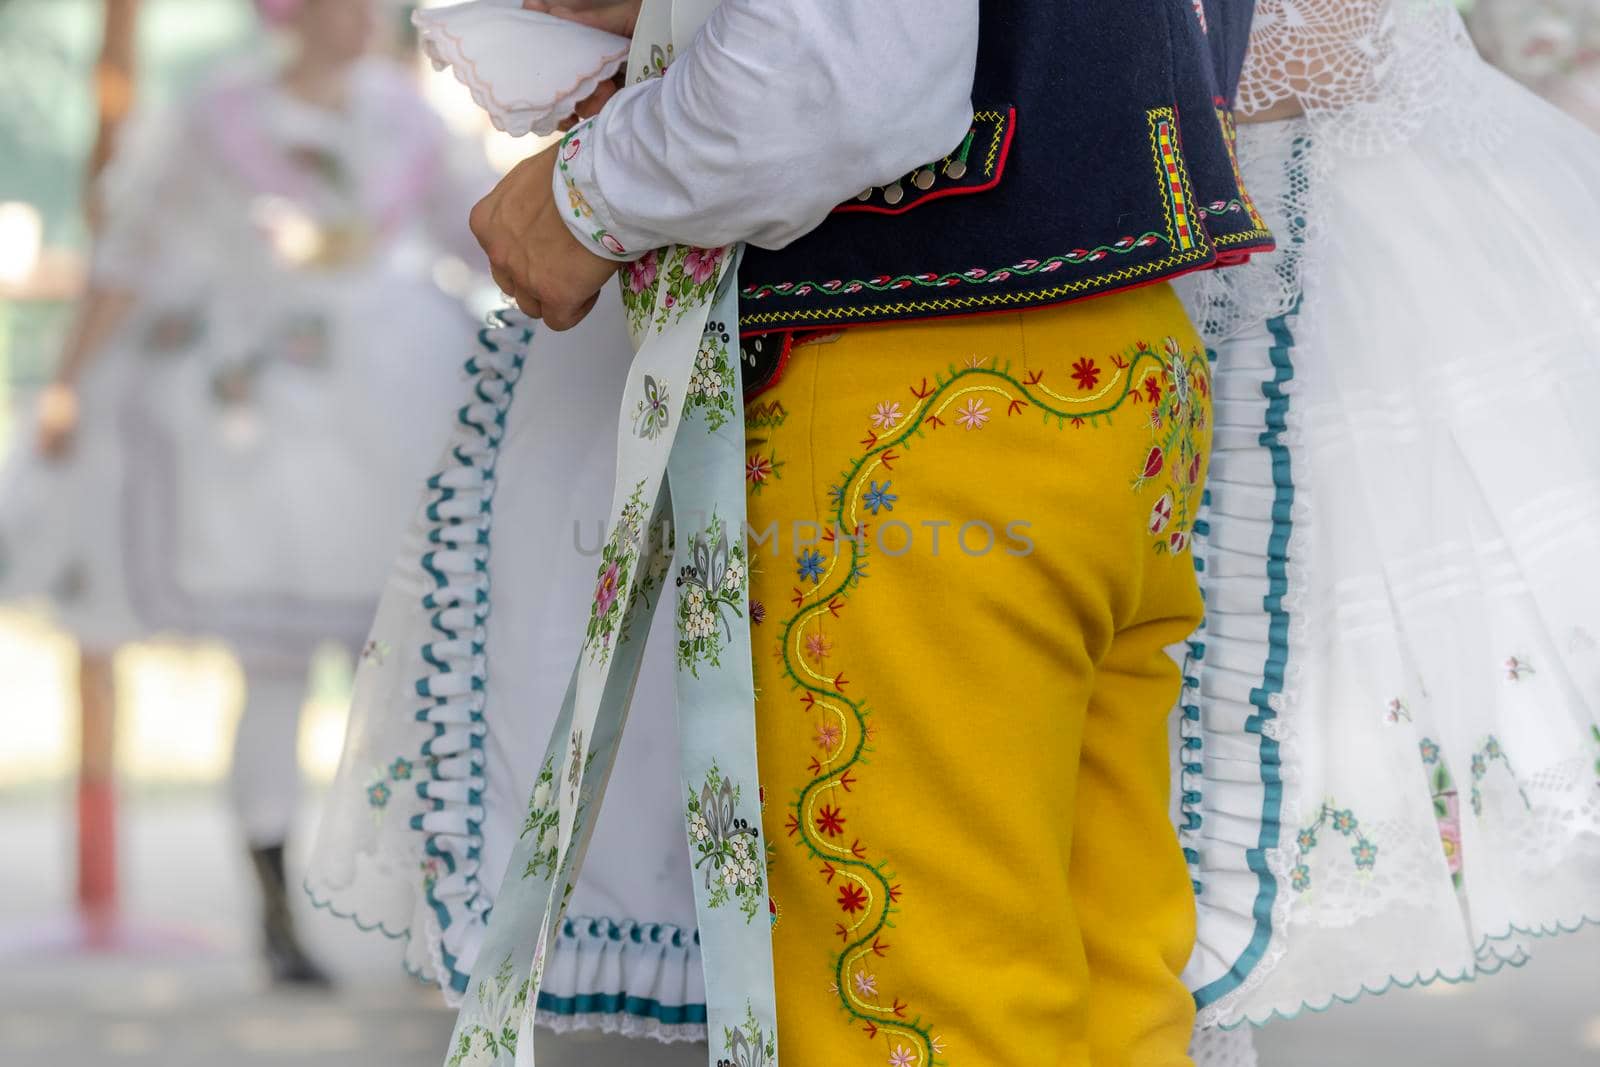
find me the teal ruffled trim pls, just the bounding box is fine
[535,917,708,1030]
[1188,303,1299,1012]
[408,310,533,995]
[305,882,711,1026]
[537,992,707,1027]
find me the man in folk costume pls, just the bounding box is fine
[398,0,1270,1063]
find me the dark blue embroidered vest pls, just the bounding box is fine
[737,0,1270,385]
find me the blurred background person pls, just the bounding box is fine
[1470,0,1600,129]
[0,0,491,986]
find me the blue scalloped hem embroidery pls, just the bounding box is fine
[1223,910,1600,1028]
[302,880,434,985]
[303,879,413,942]
[1478,912,1600,944]
[1221,952,1529,1028]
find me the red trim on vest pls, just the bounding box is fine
[832,107,1018,218]
[743,330,799,404]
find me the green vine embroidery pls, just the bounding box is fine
[447,955,528,1067]
[557,126,627,258]
[688,320,737,432]
[616,243,726,336]
[676,516,747,675]
[772,347,1205,1063]
[520,757,559,882]
[1290,802,1378,893]
[655,245,727,330]
[620,249,660,338]
[717,1004,776,1067]
[739,238,1168,303]
[687,763,764,922]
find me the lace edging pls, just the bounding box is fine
[414,8,629,139]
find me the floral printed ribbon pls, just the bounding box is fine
[442,3,780,1065]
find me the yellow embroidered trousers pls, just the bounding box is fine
[744,283,1211,1066]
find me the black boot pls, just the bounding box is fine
[249,844,332,988]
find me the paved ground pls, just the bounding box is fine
[0,793,1595,1066]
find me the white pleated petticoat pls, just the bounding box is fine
[1178,65,1600,1031]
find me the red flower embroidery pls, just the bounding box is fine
[816,804,847,838]
[837,883,868,914]
[684,246,723,285]
[625,250,659,294]
[1187,453,1202,485]
[1071,357,1101,391]
[594,562,621,617]
[1143,376,1163,404]
[1142,446,1165,479]
[746,454,774,485]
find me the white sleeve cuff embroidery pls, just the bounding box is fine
[553,119,648,262]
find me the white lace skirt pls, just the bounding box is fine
[305,290,707,1041]
[1180,69,1600,1031]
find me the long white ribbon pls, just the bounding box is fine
[442,6,781,1065]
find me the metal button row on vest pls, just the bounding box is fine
[855,156,970,208]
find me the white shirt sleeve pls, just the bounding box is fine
[554,0,980,257]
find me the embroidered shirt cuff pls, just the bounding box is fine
[553,119,645,262]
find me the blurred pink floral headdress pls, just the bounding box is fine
[255,0,305,24]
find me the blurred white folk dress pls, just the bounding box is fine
[1177,0,1600,1048]
[1469,0,1600,131]
[0,55,488,978]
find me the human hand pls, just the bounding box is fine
[470,144,621,331]
[35,382,79,460]
[522,0,642,38]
